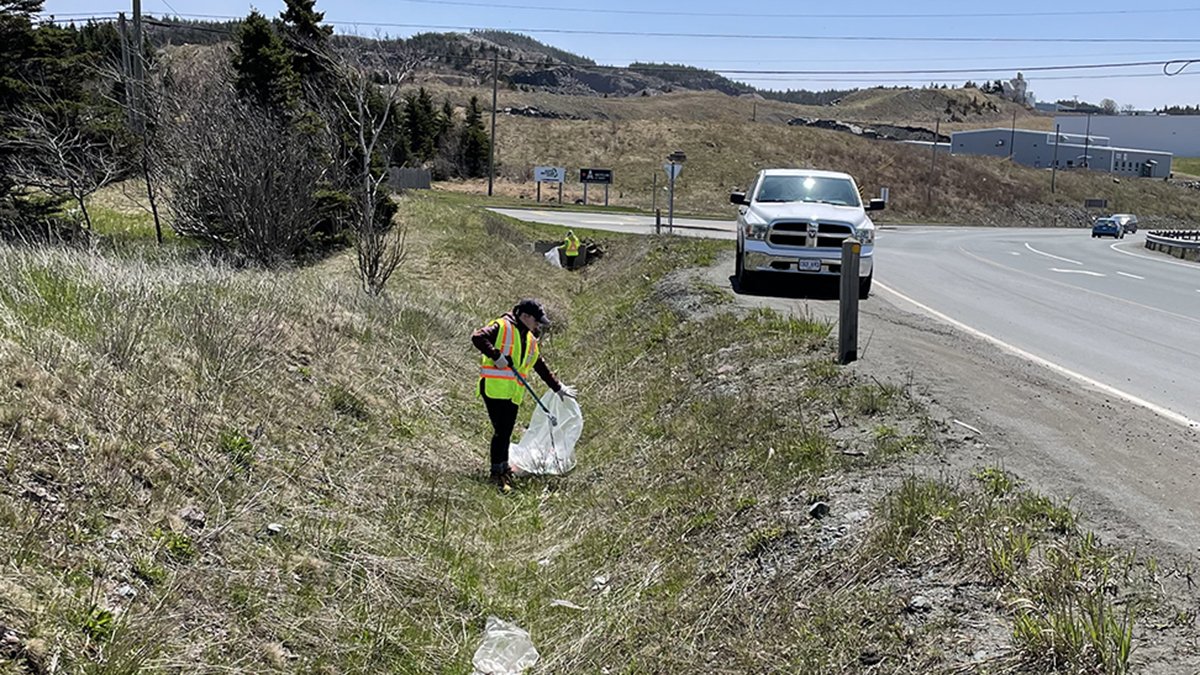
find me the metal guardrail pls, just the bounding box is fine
[1145,230,1200,260]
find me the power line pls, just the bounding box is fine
[737,71,1200,84]
[388,0,1200,21]
[703,59,1199,76]
[70,14,1200,44]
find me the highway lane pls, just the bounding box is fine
[495,207,1200,428]
[876,228,1200,427]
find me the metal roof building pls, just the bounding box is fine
[949,128,1173,178]
[1055,114,1200,157]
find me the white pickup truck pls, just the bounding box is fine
[730,169,884,299]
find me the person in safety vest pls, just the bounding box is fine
[563,230,582,270]
[471,298,575,490]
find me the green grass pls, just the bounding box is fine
[1173,156,1200,177]
[0,192,1178,672]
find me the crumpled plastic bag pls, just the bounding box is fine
[471,616,539,675]
[543,246,562,268]
[509,391,583,475]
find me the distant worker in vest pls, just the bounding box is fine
[563,230,582,270]
[471,298,575,490]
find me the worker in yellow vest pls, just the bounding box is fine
[471,298,575,490]
[563,230,582,270]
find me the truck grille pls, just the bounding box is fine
[767,222,855,248]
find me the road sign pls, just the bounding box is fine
[1084,198,1108,209]
[534,166,565,183]
[580,168,613,184]
[664,163,683,180]
[667,149,687,163]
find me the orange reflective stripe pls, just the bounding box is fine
[497,319,514,357]
[480,368,517,379]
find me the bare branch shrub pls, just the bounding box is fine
[1,106,122,232]
[323,45,420,295]
[159,58,332,267]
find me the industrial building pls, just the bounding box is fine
[1055,114,1200,158]
[949,128,1173,178]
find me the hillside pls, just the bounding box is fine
[434,113,1200,227]
[0,192,1192,671]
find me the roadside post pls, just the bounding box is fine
[838,239,861,365]
[534,166,565,204]
[665,150,686,233]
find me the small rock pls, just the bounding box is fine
[716,365,736,376]
[907,595,932,613]
[859,649,882,666]
[266,523,284,536]
[179,505,206,528]
[844,509,871,523]
[549,599,587,611]
[808,502,830,519]
[115,584,137,599]
[590,575,609,593]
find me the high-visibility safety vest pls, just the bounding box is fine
[564,235,581,257]
[479,317,540,403]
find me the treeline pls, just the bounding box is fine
[1158,105,1200,115]
[1,0,482,295]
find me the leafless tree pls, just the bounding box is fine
[1,106,122,231]
[322,45,421,295]
[159,58,332,267]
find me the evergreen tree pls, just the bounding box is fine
[232,11,298,112]
[402,87,437,163]
[436,98,455,146]
[461,95,490,178]
[279,0,332,82]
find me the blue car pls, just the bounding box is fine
[1091,217,1123,239]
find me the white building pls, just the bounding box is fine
[1054,114,1200,158]
[950,128,1172,178]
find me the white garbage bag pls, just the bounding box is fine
[509,391,583,475]
[471,616,539,675]
[543,246,562,268]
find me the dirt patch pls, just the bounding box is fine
[691,250,1200,672]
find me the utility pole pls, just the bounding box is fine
[1051,123,1060,193]
[927,118,940,205]
[131,0,144,133]
[487,52,498,197]
[1008,110,1016,159]
[1082,113,1092,169]
[118,13,134,128]
[752,101,757,122]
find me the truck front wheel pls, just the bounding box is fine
[858,273,873,300]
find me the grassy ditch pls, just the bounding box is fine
[0,192,1188,672]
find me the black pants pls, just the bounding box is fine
[565,254,578,270]
[481,381,519,475]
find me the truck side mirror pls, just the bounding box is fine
[730,192,747,205]
[865,198,886,211]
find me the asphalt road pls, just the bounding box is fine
[497,207,1200,429]
[876,227,1200,429]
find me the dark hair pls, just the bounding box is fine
[513,298,549,325]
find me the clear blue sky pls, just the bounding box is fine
[40,0,1200,108]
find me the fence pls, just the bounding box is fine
[1145,230,1200,261]
[388,167,432,191]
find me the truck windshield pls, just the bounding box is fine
[755,176,861,207]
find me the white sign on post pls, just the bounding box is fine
[663,163,683,180]
[534,166,565,183]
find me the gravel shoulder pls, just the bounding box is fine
[688,251,1200,669]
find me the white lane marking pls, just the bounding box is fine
[1050,268,1105,276]
[1025,242,1082,265]
[1110,240,1200,270]
[1117,271,1145,280]
[960,246,1200,327]
[1010,252,1021,256]
[876,281,1200,431]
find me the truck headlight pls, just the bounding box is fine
[858,228,875,244]
[744,221,768,240]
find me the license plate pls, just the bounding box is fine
[797,259,822,272]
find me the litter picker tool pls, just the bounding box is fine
[510,366,557,427]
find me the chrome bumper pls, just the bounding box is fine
[742,239,873,277]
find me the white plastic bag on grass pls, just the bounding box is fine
[471,616,539,675]
[509,391,583,475]
[543,246,562,268]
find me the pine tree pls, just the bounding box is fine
[232,11,299,112]
[279,0,332,81]
[461,95,490,178]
